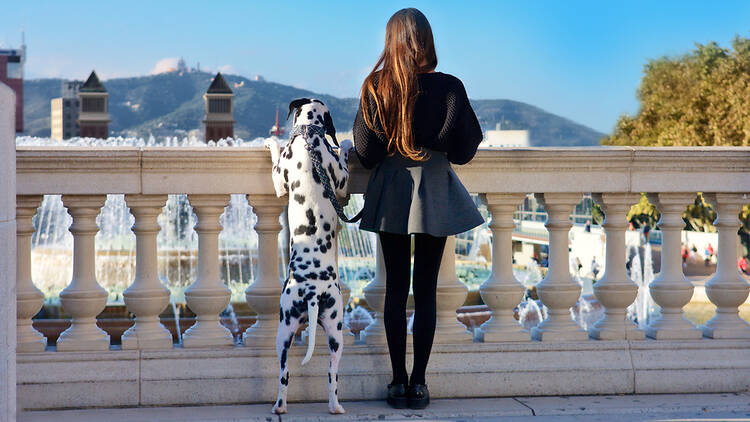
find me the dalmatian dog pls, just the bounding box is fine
[264,98,353,415]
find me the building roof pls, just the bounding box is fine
[207,72,233,94]
[80,71,107,93]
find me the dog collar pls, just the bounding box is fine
[290,124,328,147]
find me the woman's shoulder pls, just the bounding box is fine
[420,71,463,84]
[419,72,467,94]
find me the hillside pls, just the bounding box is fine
[22,71,605,145]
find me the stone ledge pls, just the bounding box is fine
[16,146,750,195]
[17,393,750,422]
[16,339,750,410]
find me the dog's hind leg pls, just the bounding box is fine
[272,296,301,414]
[320,300,346,414]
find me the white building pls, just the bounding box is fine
[481,123,530,147]
[50,81,82,140]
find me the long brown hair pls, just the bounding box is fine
[360,8,437,161]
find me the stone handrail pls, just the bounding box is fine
[11,145,750,409]
[16,146,750,195]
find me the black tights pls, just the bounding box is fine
[378,231,447,386]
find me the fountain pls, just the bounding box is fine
[627,241,659,328]
[18,135,663,342]
[19,136,397,342]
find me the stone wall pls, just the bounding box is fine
[0,83,18,420]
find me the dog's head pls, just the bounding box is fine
[287,98,338,146]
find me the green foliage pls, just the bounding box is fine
[684,193,717,232]
[626,194,660,229]
[603,35,750,146]
[591,202,604,225]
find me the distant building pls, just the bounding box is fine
[77,71,110,139]
[203,72,234,142]
[481,123,530,147]
[50,80,82,140]
[177,57,187,73]
[0,32,26,132]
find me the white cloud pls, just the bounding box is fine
[150,57,180,74]
[216,64,237,75]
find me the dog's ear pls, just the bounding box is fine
[323,111,338,147]
[287,98,312,121]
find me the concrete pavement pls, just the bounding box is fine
[19,392,750,421]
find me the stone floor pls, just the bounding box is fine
[19,392,750,422]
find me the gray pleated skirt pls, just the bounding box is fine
[358,149,484,237]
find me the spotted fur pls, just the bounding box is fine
[266,98,352,415]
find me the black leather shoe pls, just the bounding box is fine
[386,383,408,409]
[407,383,430,409]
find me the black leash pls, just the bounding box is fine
[292,125,363,223]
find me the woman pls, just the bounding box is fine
[353,8,484,410]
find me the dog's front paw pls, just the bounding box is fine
[328,403,345,414]
[339,139,353,155]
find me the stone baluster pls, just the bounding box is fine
[700,193,750,338]
[589,193,645,340]
[644,193,702,339]
[307,209,356,345]
[57,195,110,351]
[338,275,356,345]
[479,193,528,342]
[362,236,387,344]
[335,197,357,345]
[182,194,233,348]
[433,236,472,343]
[16,195,47,352]
[531,193,589,341]
[243,195,286,348]
[122,195,173,349]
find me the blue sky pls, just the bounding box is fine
[3,0,750,133]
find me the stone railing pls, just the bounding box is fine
[11,145,750,410]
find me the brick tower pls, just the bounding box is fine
[77,71,110,139]
[0,31,26,132]
[203,72,234,142]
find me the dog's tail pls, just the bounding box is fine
[301,300,319,366]
[264,138,281,165]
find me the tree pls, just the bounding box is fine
[603,36,750,146]
[604,36,750,252]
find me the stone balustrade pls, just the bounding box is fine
[11,145,750,410]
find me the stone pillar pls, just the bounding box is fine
[479,193,528,342]
[307,214,356,345]
[122,195,173,349]
[362,236,387,344]
[589,193,645,340]
[16,195,47,352]
[57,195,110,351]
[433,236,471,343]
[182,194,233,348]
[644,193,702,339]
[243,195,285,348]
[700,193,750,338]
[0,83,17,422]
[338,274,356,345]
[531,193,589,341]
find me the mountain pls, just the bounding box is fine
[22,71,605,145]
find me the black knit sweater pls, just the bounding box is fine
[353,71,483,169]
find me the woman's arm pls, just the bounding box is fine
[353,100,388,169]
[446,81,483,165]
